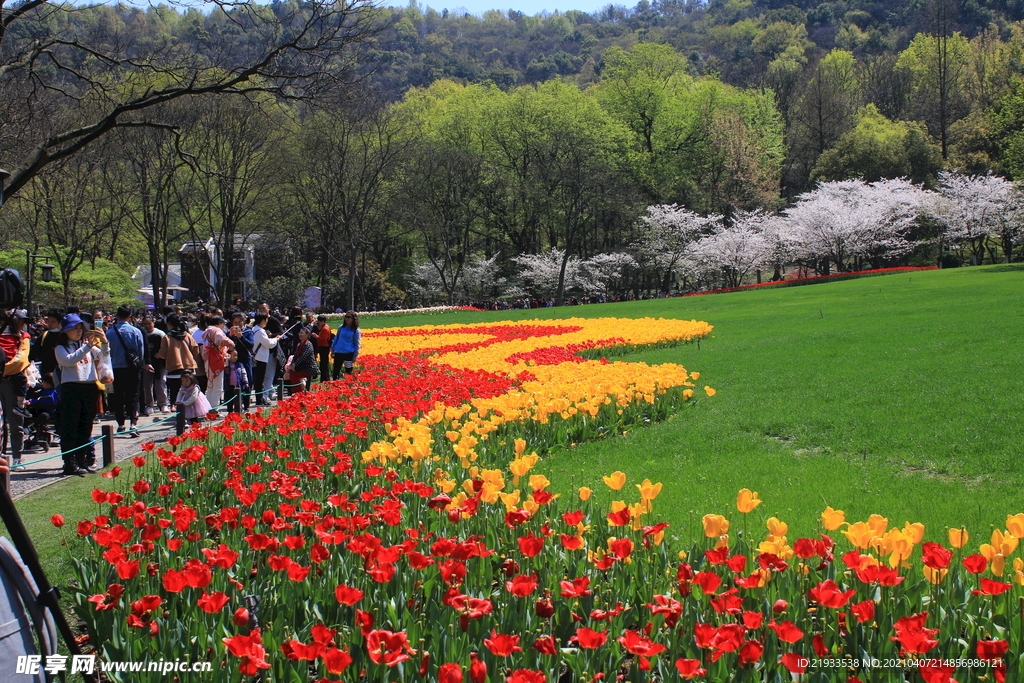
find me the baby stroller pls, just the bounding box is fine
[21,382,57,453]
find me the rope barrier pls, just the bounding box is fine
[3,375,329,468]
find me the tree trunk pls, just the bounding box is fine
[347,244,358,312]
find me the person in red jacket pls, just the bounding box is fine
[313,315,332,382]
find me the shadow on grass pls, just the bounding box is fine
[971,263,1024,273]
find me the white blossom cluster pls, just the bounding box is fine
[405,172,1024,302]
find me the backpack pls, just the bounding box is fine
[0,269,23,309]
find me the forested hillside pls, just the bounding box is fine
[2,0,1024,310]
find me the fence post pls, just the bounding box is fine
[101,424,114,467]
[278,375,285,402]
[176,404,185,436]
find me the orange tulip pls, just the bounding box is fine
[736,489,761,514]
[948,527,969,549]
[1006,514,1024,539]
[602,472,627,491]
[635,479,663,501]
[578,487,592,501]
[703,514,729,538]
[821,506,846,531]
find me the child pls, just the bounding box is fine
[24,373,58,449]
[175,370,212,427]
[225,349,251,412]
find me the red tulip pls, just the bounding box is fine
[438,662,464,683]
[366,629,414,666]
[738,639,764,665]
[506,670,546,683]
[921,541,953,569]
[850,600,875,623]
[506,574,539,597]
[197,590,229,613]
[469,652,487,683]
[963,554,988,574]
[617,630,666,656]
[559,576,591,598]
[517,534,544,558]
[780,652,807,674]
[973,578,1013,596]
[484,629,522,657]
[573,627,608,649]
[808,579,855,608]
[769,620,803,643]
[977,639,1010,660]
[532,635,557,655]
[222,628,271,675]
[335,584,364,605]
[323,647,352,675]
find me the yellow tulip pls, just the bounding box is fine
[704,386,716,397]
[683,389,694,400]
[1007,514,1024,539]
[902,522,925,545]
[842,522,878,550]
[714,535,730,549]
[578,487,592,501]
[821,506,845,531]
[499,490,521,510]
[690,372,700,380]
[602,471,627,491]
[867,514,888,536]
[528,474,551,491]
[522,499,540,515]
[514,438,527,456]
[948,527,969,549]
[923,566,948,584]
[736,489,761,513]
[636,479,663,501]
[766,517,788,538]
[480,483,503,504]
[610,500,628,513]
[702,514,730,538]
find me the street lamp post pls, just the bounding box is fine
[24,250,56,316]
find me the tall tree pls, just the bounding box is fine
[787,49,862,193]
[177,95,290,305]
[291,102,410,310]
[0,0,382,203]
[107,101,192,308]
[897,31,971,159]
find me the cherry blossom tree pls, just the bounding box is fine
[633,204,722,293]
[514,249,579,298]
[692,213,772,289]
[784,178,929,272]
[577,253,637,295]
[932,171,1024,265]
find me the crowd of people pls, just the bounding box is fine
[0,304,361,477]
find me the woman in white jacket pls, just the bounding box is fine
[251,314,279,406]
[54,314,113,476]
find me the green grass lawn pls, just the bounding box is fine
[354,265,1024,543]
[10,263,1024,621]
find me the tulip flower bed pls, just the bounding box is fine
[64,317,1022,683]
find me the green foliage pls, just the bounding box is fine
[814,104,943,184]
[33,258,137,310]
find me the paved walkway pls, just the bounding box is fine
[6,395,285,499]
[7,408,185,498]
